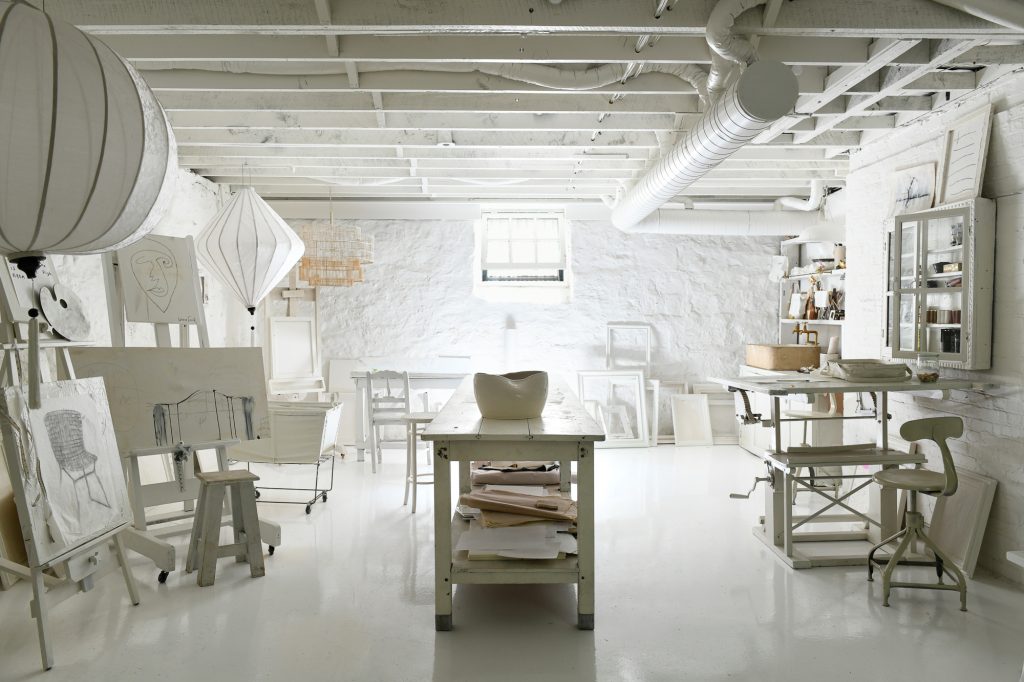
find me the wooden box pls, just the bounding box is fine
[745,344,820,371]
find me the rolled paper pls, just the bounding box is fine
[827,336,840,355]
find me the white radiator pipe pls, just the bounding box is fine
[610,60,798,230]
[618,208,837,236]
[774,180,827,211]
[930,0,1024,30]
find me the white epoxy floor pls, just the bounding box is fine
[1,445,1023,681]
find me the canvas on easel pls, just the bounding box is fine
[116,234,203,325]
[1,378,132,566]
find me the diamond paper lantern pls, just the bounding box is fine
[196,188,305,314]
[0,1,177,277]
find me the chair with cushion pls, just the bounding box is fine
[867,416,967,611]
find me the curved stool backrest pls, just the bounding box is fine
[899,416,964,496]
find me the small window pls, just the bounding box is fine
[474,211,571,303]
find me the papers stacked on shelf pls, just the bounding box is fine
[456,521,577,560]
[458,489,577,528]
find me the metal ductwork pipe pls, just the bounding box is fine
[618,208,837,236]
[610,60,799,230]
[774,180,827,212]
[930,0,1024,30]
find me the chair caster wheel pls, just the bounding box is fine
[268,546,275,556]
[322,492,327,502]
[158,571,169,584]
[305,505,311,514]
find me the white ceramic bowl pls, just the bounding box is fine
[473,371,549,419]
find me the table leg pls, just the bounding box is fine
[458,460,471,494]
[559,460,570,492]
[434,445,453,631]
[356,376,368,462]
[783,471,794,558]
[765,465,785,547]
[576,442,595,630]
[127,458,147,531]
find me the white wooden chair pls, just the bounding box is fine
[229,403,342,514]
[367,370,411,474]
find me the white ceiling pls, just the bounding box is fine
[50,0,1024,206]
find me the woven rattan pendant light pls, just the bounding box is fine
[298,193,374,287]
[0,0,177,278]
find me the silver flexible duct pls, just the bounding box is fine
[610,60,799,230]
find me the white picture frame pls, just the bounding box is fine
[268,317,320,380]
[606,323,652,373]
[937,103,993,205]
[670,394,713,447]
[928,469,996,578]
[577,370,649,448]
[892,162,936,214]
[656,381,689,444]
[692,383,739,445]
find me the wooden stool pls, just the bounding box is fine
[186,470,265,587]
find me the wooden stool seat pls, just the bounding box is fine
[873,468,946,492]
[186,470,265,587]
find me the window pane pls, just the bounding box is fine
[536,239,562,263]
[486,240,510,263]
[487,218,509,239]
[512,218,536,239]
[535,220,559,239]
[510,240,536,263]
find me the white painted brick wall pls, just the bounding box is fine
[309,218,780,391]
[48,168,247,348]
[845,69,1024,583]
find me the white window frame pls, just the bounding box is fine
[473,210,572,304]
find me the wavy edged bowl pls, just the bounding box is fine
[473,371,549,419]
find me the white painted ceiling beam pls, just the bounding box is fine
[155,91,701,114]
[174,128,862,149]
[238,185,822,198]
[794,38,983,143]
[752,38,921,143]
[141,68,831,96]
[182,158,849,172]
[203,168,841,182]
[48,0,1020,37]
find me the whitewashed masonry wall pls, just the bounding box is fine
[844,68,1024,584]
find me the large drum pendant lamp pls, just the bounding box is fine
[196,187,305,322]
[0,0,177,278]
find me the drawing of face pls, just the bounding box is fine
[131,241,178,312]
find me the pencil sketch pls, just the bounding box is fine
[892,163,935,214]
[44,410,111,511]
[117,235,201,324]
[0,378,132,565]
[69,347,271,453]
[153,389,256,446]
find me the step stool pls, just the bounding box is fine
[186,470,265,587]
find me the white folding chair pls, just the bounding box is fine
[367,371,411,474]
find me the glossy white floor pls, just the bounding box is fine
[1,445,1023,681]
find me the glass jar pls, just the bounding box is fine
[915,353,940,383]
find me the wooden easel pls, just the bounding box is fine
[0,270,140,671]
[100,244,282,583]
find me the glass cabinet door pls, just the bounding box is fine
[892,219,921,355]
[921,210,967,362]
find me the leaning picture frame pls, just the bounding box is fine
[577,370,649,448]
[937,103,993,205]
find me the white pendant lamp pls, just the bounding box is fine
[0,0,177,278]
[196,187,305,319]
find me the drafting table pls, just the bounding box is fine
[711,373,973,569]
[350,371,467,461]
[422,376,604,630]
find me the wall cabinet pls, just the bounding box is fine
[887,198,995,370]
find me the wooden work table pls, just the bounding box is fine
[421,376,604,631]
[712,371,973,569]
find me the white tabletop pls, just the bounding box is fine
[422,376,605,442]
[710,372,973,396]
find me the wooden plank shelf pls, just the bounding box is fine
[779,318,845,326]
